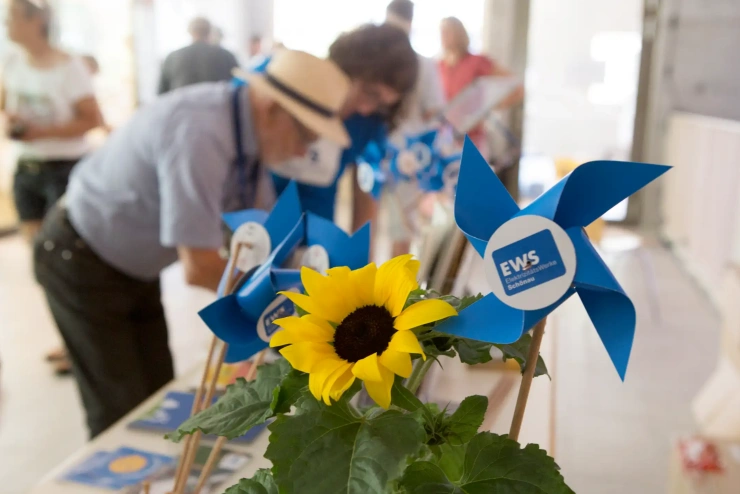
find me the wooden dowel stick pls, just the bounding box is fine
[192,436,228,494]
[175,341,229,494]
[192,349,268,494]
[509,318,547,442]
[143,481,151,494]
[173,244,245,493]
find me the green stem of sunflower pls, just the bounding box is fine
[405,358,435,395]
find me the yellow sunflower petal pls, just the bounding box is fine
[329,368,356,401]
[373,254,414,308]
[279,291,345,324]
[364,364,394,409]
[387,330,426,360]
[326,266,351,278]
[279,342,337,373]
[300,267,356,321]
[379,349,413,378]
[270,316,334,347]
[321,362,352,405]
[309,358,347,402]
[349,263,377,308]
[374,255,419,316]
[385,270,419,318]
[393,299,458,331]
[351,353,383,382]
[406,260,421,278]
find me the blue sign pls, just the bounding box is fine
[492,229,566,295]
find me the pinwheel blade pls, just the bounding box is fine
[569,227,635,380]
[264,180,303,242]
[222,209,269,233]
[199,295,255,348]
[553,161,670,230]
[434,293,526,344]
[305,214,371,269]
[455,137,520,257]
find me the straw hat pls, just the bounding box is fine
[235,50,351,147]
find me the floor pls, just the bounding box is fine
[0,229,720,493]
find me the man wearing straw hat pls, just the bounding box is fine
[33,50,351,437]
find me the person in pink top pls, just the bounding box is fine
[438,16,523,160]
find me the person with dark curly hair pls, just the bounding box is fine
[263,23,419,231]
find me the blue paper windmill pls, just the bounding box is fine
[201,182,371,363]
[436,138,670,379]
[356,141,388,200]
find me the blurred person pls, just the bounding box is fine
[81,54,111,135]
[249,35,263,58]
[1,0,101,376]
[385,0,446,257]
[438,16,524,160]
[265,24,418,236]
[1,0,101,242]
[385,0,445,129]
[33,50,350,437]
[210,25,224,46]
[158,17,239,94]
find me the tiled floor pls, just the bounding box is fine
[0,230,720,493]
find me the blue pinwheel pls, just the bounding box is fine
[356,141,388,200]
[436,138,670,379]
[201,182,371,363]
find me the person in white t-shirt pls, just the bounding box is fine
[2,0,102,376]
[1,0,102,242]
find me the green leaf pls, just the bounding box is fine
[224,469,279,494]
[391,379,424,413]
[266,399,426,494]
[273,370,309,414]
[444,396,487,445]
[400,432,574,494]
[494,333,550,378]
[431,443,466,482]
[454,293,484,312]
[167,360,298,442]
[453,339,493,365]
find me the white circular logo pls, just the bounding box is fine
[357,162,376,193]
[443,160,461,192]
[231,222,271,274]
[483,215,576,310]
[397,150,420,176]
[301,244,330,274]
[411,142,432,169]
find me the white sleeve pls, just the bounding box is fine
[419,56,446,114]
[63,56,95,103]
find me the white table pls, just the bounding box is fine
[29,363,271,494]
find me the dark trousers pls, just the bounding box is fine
[13,158,79,221]
[33,205,174,438]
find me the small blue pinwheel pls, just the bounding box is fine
[201,182,371,363]
[387,129,462,193]
[356,141,388,200]
[436,138,670,379]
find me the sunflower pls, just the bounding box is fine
[270,254,457,408]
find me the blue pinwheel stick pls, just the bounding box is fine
[435,138,669,439]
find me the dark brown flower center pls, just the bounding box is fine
[333,305,396,363]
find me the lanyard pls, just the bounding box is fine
[231,81,253,209]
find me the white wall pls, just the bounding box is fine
[523,0,643,162]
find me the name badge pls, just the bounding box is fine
[483,215,576,310]
[272,138,343,186]
[257,289,299,343]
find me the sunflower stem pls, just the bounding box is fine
[406,358,435,395]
